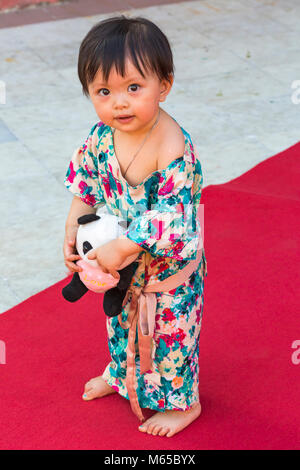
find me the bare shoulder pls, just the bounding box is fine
[156,111,186,171]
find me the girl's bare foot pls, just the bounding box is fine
[138,402,201,437]
[82,375,117,401]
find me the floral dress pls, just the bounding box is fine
[64,117,207,412]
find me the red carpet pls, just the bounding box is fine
[0,142,299,450]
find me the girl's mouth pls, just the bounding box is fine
[116,116,134,123]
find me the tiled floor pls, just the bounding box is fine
[0,0,185,28]
[0,0,299,312]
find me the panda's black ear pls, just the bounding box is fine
[77,214,100,225]
[118,220,129,229]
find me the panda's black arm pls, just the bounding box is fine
[103,262,139,317]
[62,272,88,302]
[117,262,139,290]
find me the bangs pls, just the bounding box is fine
[78,15,174,97]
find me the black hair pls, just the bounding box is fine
[78,15,174,97]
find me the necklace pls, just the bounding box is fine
[113,108,161,178]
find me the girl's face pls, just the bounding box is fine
[87,57,173,135]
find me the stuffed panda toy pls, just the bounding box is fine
[62,204,139,317]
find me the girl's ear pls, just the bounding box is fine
[159,75,174,102]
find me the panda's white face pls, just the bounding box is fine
[76,212,128,268]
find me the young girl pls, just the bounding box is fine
[63,15,207,438]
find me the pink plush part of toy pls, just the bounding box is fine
[77,259,120,293]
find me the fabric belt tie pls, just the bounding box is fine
[118,239,207,422]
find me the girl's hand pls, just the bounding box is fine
[87,240,131,280]
[63,225,82,274]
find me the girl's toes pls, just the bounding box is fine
[83,381,92,393]
[82,391,91,400]
[151,425,162,436]
[138,423,148,433]
[159,427,170,437]
[146,422,156,434]
[166,429,175,438]
[82,389,95,400]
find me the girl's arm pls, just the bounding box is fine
[65,195,97,232]
[115,236,144,257]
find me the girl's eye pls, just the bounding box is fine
[98,88,109,96]
[97,84,139,96]
[128,84,139,92]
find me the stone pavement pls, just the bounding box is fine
[0,0,299,312]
